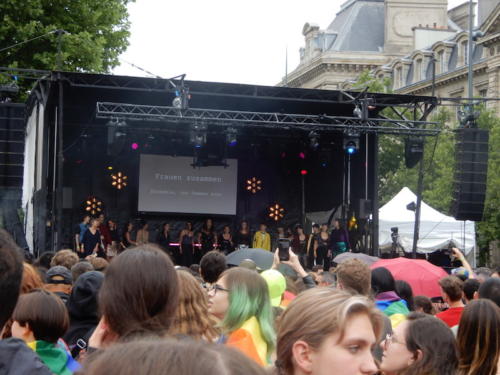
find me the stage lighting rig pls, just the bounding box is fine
[190,123,207,149]
[111,171,128,190]
[246,177,262,194]
[269,203,285,222]
[84,196,104,215]
[226,127,237,147]
[308,131,319,150]
[343,130,360,155]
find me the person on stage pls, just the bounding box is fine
[198,218,217,264]
[121,221,136,251]
[314,223,330,271]
[253,223,271,251]
[157,222,175,262]
[97,213,112,252]
[82,218,104,258]
[107,219,119,259]
[218,225,234,255]
[136,220,150,245]
[179,222,195,266]
[74,214,90,254]
[292,225,309,269]
[234,220,252,249]
[329,219,350,257]
[306,223,320,269]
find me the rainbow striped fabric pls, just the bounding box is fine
[226,316,268,366]
[27,340,80,375]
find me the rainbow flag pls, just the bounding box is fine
[28,340,80,375]
[280,291,296,308]
[226,316,268,366]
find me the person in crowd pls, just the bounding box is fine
[336,259,392,361]
[275,288,381,375]
[478,277,500,307]
[81,218,103,258]
[45,266,73,303]
[306,224,320,269]
[88,244,178,349]
[121,222,136,250]
[291,225,308,269]
[0,229,52,374]
[157,222,174,260]
[198,219,217,263]
[200,250,227,285]
[71,261,94,282]
[12,289,80,374]
[64,271,104,357]
[179,222,195,267]
[271,249,316,290]
[34,251,56,271]
[317,271,335,287]
[457,299,500,375]
[475,267,493,283]
[395,280,415,311]
[74,215,90,253]
[329,219,350,257]
[89,257,108,273]
[413,296,435,315]
[234,220,252,248]
[189,264,201,277]
[135,220,149,245]
[260,269,287,314]
[371,267,410,328]
[463,278,480,304]
[314,223,330,271]
[218,225,234,255]
[106,220,119,259]
[436,275,465,328]
[492,268,500,278]
[170,270,219,341]
[76,339,267,375]
[253,223,271,251]
[208,267,275,366]
[51,249,80,270]
[379,312,458,375]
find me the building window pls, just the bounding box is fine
[395,67,402,88]
[415,59,422,82]
[479,89,488,97]
[438,50,446,73]
[462,41,469,65]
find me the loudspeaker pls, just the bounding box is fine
[450,128,489,221]
[359,199,372,219]
[404,137,424,168]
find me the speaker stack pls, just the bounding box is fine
[450,128,489,221]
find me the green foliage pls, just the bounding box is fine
[0,0,133,97]
[352,72,500,257]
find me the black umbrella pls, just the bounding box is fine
[226,248,274,270]
[333,252,380,266]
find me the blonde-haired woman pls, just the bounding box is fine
[170,270,219,341]
[275,288,383,375]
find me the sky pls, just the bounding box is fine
[113,0,472,86]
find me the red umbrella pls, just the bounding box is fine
[371,257,448,298]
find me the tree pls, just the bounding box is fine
[0,0,133,97]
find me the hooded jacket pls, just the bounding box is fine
[0,338,51,375]
[63,271,104,351]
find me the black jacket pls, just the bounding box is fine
[0,338,51,375]
[63,271,104,351]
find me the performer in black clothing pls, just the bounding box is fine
[157,222,175,262]
[198,218,216,264]
[314,223,331,271]
[81,218,103,258]
[234,220,252,248]
[218,225,234,255]
[306,224,320,269]
[120,222,136,252]
[292,225,309,269]
[179,222,195,266]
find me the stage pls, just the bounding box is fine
[21,71,438,254]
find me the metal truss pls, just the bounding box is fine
[96,102,440,136]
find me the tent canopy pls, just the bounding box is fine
[379,187,475,254]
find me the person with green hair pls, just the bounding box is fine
[208,267,275,366]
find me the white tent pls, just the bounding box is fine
[379,187,476,256]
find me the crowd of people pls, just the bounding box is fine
[73,214,351,270]
[0,226,499,375]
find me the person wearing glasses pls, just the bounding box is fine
[379,312,458,375]
[207,268,275,366]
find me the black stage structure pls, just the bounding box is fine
[22,71,439,255]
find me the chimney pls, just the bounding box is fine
[448,1,476,30]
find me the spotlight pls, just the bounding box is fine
[406,202,416,212]
[111,171,128,190]
[308,131,319,150]
[190,123,207,149]
[84,196,104,215]
[269,203,285,222]
[246,177,262,194]
[353,105,362,119]
[131,142,139,150]
[298,152,306,160]
[226,128,237,147]
[343,131,360,155]
[300,169,308,176]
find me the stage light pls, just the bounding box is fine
[300,169,308,176]
[345,142,357,154]
[269,203,285,222]
[84,196,104,215]
[131,142,139,150]
[299,152,305,159]
[308,131,319,150]
[107,166,113,170]
[246,177,262,194]
[343,131,360,155]
[226,128,237,147]
[353,105,362,119]
[111,171,128,190]
[190,123,207,149]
